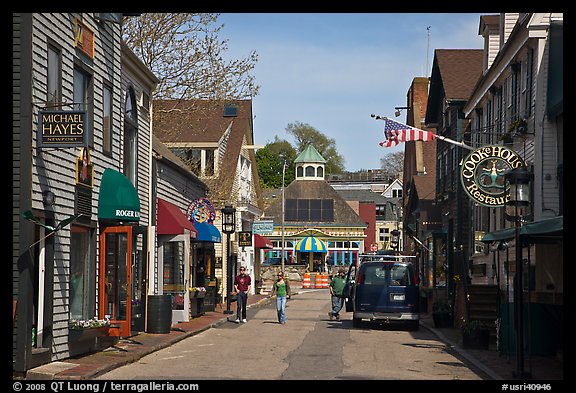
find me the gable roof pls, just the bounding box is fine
[151,134,207,189]
[264,180,366,228]
[426,49,483,124]
[152,99,261,208]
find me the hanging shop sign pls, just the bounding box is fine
[76,147,94,188]
[73,17,95,58]
[37,110,87,148]
[460,145,526,207]
[252,220,274,235]
[238,231,252,247]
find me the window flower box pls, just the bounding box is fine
[69,326,110,341]
[189,287,206,298]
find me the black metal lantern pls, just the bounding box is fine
[221,205,236,234]
[505,166,533,219]
[221,205,236,315]
[391,229,400,252]
[504,165,533,379]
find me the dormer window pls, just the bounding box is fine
[223,103,238,117]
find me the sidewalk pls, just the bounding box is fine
[23,283,562,380]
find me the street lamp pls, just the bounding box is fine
[391,229,400,254]
[221,205,236,315]
[504,166,533,379]
[281,157,287,273]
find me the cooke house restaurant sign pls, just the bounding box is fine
[37,110,87,148]
[460,145,526,207]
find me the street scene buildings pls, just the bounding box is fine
[13,12,562,377]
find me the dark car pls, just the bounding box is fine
[344,254,420,330]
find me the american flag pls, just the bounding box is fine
[379,118,436,147]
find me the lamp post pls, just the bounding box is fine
[391,229,400,254]
[504,166,533,379]
[281,157,287,273]
[221,205,236,315]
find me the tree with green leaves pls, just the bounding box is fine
[285,121,345,174]
[255,139,296,189]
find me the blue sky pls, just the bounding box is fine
[218,13,485,172]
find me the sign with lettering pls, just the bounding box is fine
[74,17,95,58]
[37,110,87,147]
[460,145,526,207]
[252,220,274,235]
[238,231,252,247]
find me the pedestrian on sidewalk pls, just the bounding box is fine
[270,271,291,324]
[328,267,346,321]
[234,266,251,323]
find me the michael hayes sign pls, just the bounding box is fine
[37,110,87,148]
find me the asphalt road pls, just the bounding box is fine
[97,290,486,380]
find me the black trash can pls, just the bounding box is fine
[147,294,172,334]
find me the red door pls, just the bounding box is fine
[99,226,132,337]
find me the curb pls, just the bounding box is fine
[420,321,503,380]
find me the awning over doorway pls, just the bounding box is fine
[254,234,273,249]
[157,198,198,238]
[98,168,140,222]
[195,221,222,243]
[481,216,563,243]
[296,236,328,253]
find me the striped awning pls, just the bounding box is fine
[296,236,328,253]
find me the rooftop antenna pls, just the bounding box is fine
[426,26,431,77]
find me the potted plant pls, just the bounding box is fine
[69,317,111,341]
[508,118,528,135]
[499,132,514,145]
[460,318,491,350]
[189,286,206,298]
[432,299,453,328]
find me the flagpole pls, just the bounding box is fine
[434,133,475,151]
[371,114,475,151]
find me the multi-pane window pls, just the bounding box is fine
[70,226,93,321]
[47,44,61,109]
[103,84,113,154]
[524,49,534,118]
[73,66,93,146]
[171,148,216,177]
[124,87,138,185]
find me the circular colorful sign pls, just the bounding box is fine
[460,145,525,207]
[187,198,216,224]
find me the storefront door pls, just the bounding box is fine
[159,234,190,324]
[131,226,148,332]
[99,226,132,337]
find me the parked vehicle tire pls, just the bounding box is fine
[353,317,362,328]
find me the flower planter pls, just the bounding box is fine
[190,298,204,318]
[462,328,490,350]
[69,326,109,342]
[190,291,206,299]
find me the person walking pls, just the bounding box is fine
[328,267,346,321]
[234,266,251,323]
[270,271,291,324]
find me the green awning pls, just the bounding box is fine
[98,168,140,222]
[521,215,563,239]
[481,227,515,243]
[481,216,563,243]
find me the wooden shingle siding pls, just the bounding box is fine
[24,13,122,362]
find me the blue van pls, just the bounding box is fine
[344,254,420,330]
